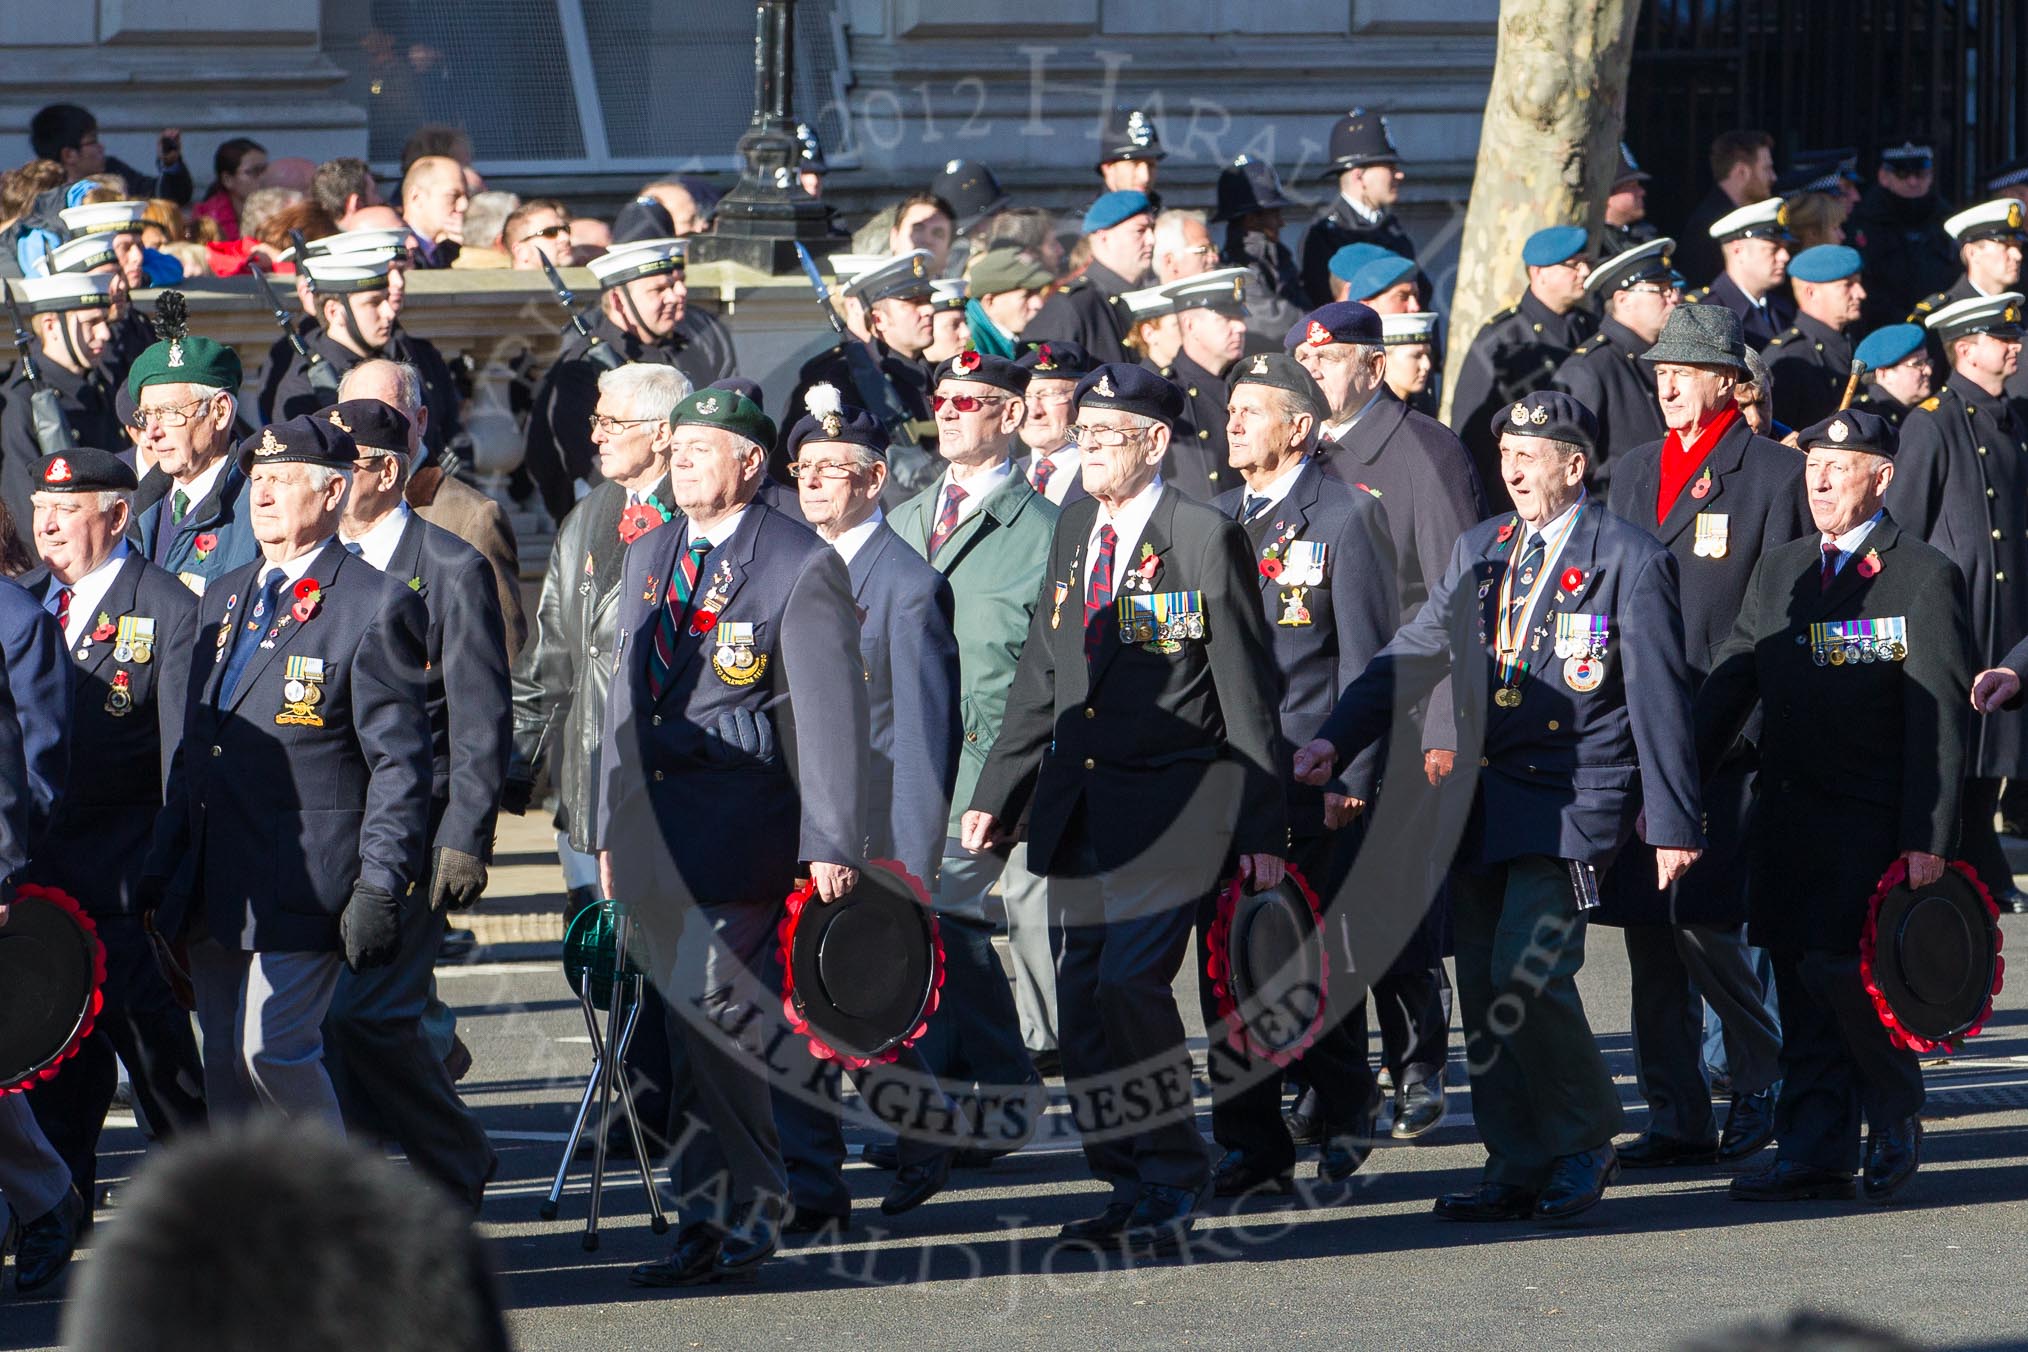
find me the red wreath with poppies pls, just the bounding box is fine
[1858,857,2006,1054]
[1203,863,1328,1068]
[776,858,945,1069]
[2,884,106,1095]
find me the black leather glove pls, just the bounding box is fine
[428,846,488,914]
[499,775,535,817]
[339,882,402,971]
[135,873,168,917]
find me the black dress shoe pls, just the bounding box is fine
[1391,1079,1447,1140]
[1120,1183,1200,1254]
[860,1140,900,1170]
[1534,1146,1619,1223]
[1864,1118,1921,1201]
[1056,1200,1135,1245]
[438,927,478,962]
[1729,1160,1857,1202]
[881,1150,952,1215]
[1318,1131,1374,1182]
[1283,1088,1322,1145]
[13,1187,85,1293]
[1212,1148,1295,1197]
[2003,888,2028,916]
[1432,1182,1537,1222]
[783,1205,851,1235]
[1717,1090,1777,1164]
[630,1229,726,1288]
[716,1214,779,1274]
[1618,1132,1720,1168]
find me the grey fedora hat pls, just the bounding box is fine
[1639,303,1749,371]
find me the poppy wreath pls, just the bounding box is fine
[1858,857,2006,1054]
[1202,862,1328,1068]
[2,884,106,1095]
[775,858,946,1069]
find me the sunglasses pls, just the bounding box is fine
[515,223,572,244]
[932,392,1009,413]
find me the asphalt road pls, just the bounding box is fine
[6,824,2027,1352]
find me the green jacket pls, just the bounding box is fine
[891,465,1060,837]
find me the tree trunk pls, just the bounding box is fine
[1439,0,1643,425]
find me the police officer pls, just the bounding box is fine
[1,273,121,551]
[1853,141,1959,331]
[1604,305,1809,1170]
[1886,293,2028,913]
[965,363,1286,1255]
[1450,225,1599,496]
[1765,245,1868,430]
[1301,108,1416,310]
[1026,191,1154,367]
[1602,143,1660,252]
[1213,156,1309,338]
[1551,237,1680,491]
[1296,390,1706,1225]
[1700,410,1970,1202]
[1205,352,1399,1193]
[1850,324,1934,427]
[1164,268,1253,500]
[141,413,434,1123]
[1096,106,1166,201]
[596,388,868,1287]
[128,331,258,597]
[19,447,205,1206]
[1683,197,1795,348]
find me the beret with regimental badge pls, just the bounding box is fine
[1082,190,1153,235]
[842,250,934,305]
[1493,391,1599,454]
[1788,244,1864,284]
[1796,409,1898,459]
[1288,300,1384,351]
[35,447,137,494]
[784,383,886,462]
[237,413,360,474]
[1925,291,2027,344]
[323,398,411,454]
[1855,324,1927,373]
[670,386,776,451]
[934,349,1028,395]
[1227,351,1327,419]
[1944,198,2028,244]
[1073,362,1185,429]
[1584,236,1680,297]
[1708,196,1794,244]
[1522,225,1590,269]
[127,289,243,396]
[707,376,765,406]
[1016,339,1093,380]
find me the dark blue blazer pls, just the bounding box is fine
[136,461,260,596]
[21,554,196,916]
[0,574,71,849]
[848,522,960,885]
[148,540,433,952]
[1318,501,1705,868]
[1214,460,1399,822]
[0,614,32,883]
[384,511,510,859]
[595,498,868,906]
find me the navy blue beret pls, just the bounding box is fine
[323,398,410,454]
[238,413,358,474]
[934,350,1029,395]
[1016,339,1094,379]
[1289,301,1384,350]
[1072,362,1185,429]
[36,446,137,493]
[1491,391,1599,454]
[1796,409,1898,459]
[784,393,887,462]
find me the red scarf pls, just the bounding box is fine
[1656,406,1740,524]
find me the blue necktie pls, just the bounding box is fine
[1240,493,1270,523]
[218,568,285,705]
[344,541,364,557]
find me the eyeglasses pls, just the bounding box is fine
[515,223,571,245]
[786,460,868,481]
[1068,424,1150,449]
[588,413,661,436]
[1177,243,1218,258]
[932,393,1009,413]
[130,395,216,430]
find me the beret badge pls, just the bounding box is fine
[1828,419,1849,442]
[1095,372,1116,398]
[696,395,721,416]
[257,427,284,457]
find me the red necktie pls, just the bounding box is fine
[1820,542,1841,593]
[1030,456,1055,496]
[928,483,968,555]
[648,538,710,699]
[1085,525,1118,662]
[53,586,71,633]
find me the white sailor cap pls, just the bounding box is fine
[841,250,935,305]
[59,200,149,235]
[9,272,119,314]
[40,231,121,276]
[1162,266,1251,316]
[301,249,402,292]
[290,227,416,262]
[929,277,969,312]
[1121,284,1179,322]
[1944,198,2028,243]
[1382,311,1440,345]
[824,253,892,285]
[1584,236,1681,296]
[587,237,685,289]
[1925,292,2027,343]
[1708,196,1794,244]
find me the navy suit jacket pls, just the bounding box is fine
[1214,460,1399,824]
[0,574,71,849]
[848,522,960,884]
[1318,501,1704,868]
[148,540,433,952]
[595,498,868,906]
[22,554,196,916]
[383,511,510,860]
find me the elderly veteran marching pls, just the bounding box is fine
[129,320,260,594]
[594,387,869,1288]
[139,413,434,1124]
[1696,409,1973,1202]
[964,363,1286,1254]
[1,272,122,550]
[1886,292,2028,913]
[1602,305,1811,1170]
[1551,237,1680,491]
[1296,390,1706,1226]
[19,446,206,1207]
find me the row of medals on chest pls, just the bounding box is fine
[82,613,155,715]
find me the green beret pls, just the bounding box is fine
[127,336,243,401]
[670,387,776,451]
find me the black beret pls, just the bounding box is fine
[934,349,1029,395]
[709,376,766,406]
[784,395,888,463]
[1016,339,1094,379]
[322,398,411,454]
[1226,351,1327,418]
[1795,409,1898,460]
[1491,391,1599,454]
[1073,362,1185,429]
[1285,301,1383,352]
[238,414,359,475]
[35,447,137,494]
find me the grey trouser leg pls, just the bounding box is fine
[190,939,344,1126]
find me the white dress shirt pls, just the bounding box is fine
[1025,441,1082,505]
[829,509,885,565]
[46,542,130,649]
[1236,457,1309,519]
[1821,510,1884,575]
[167,456,227,519]
[339,502,411,573]
[1085,476,1166,601]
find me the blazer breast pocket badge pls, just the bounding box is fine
[277,655,326,727]
[711,621,768,687]
[1277,586,1313,627]
[1692,512,1729,559]
[1117,590,1205,653]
